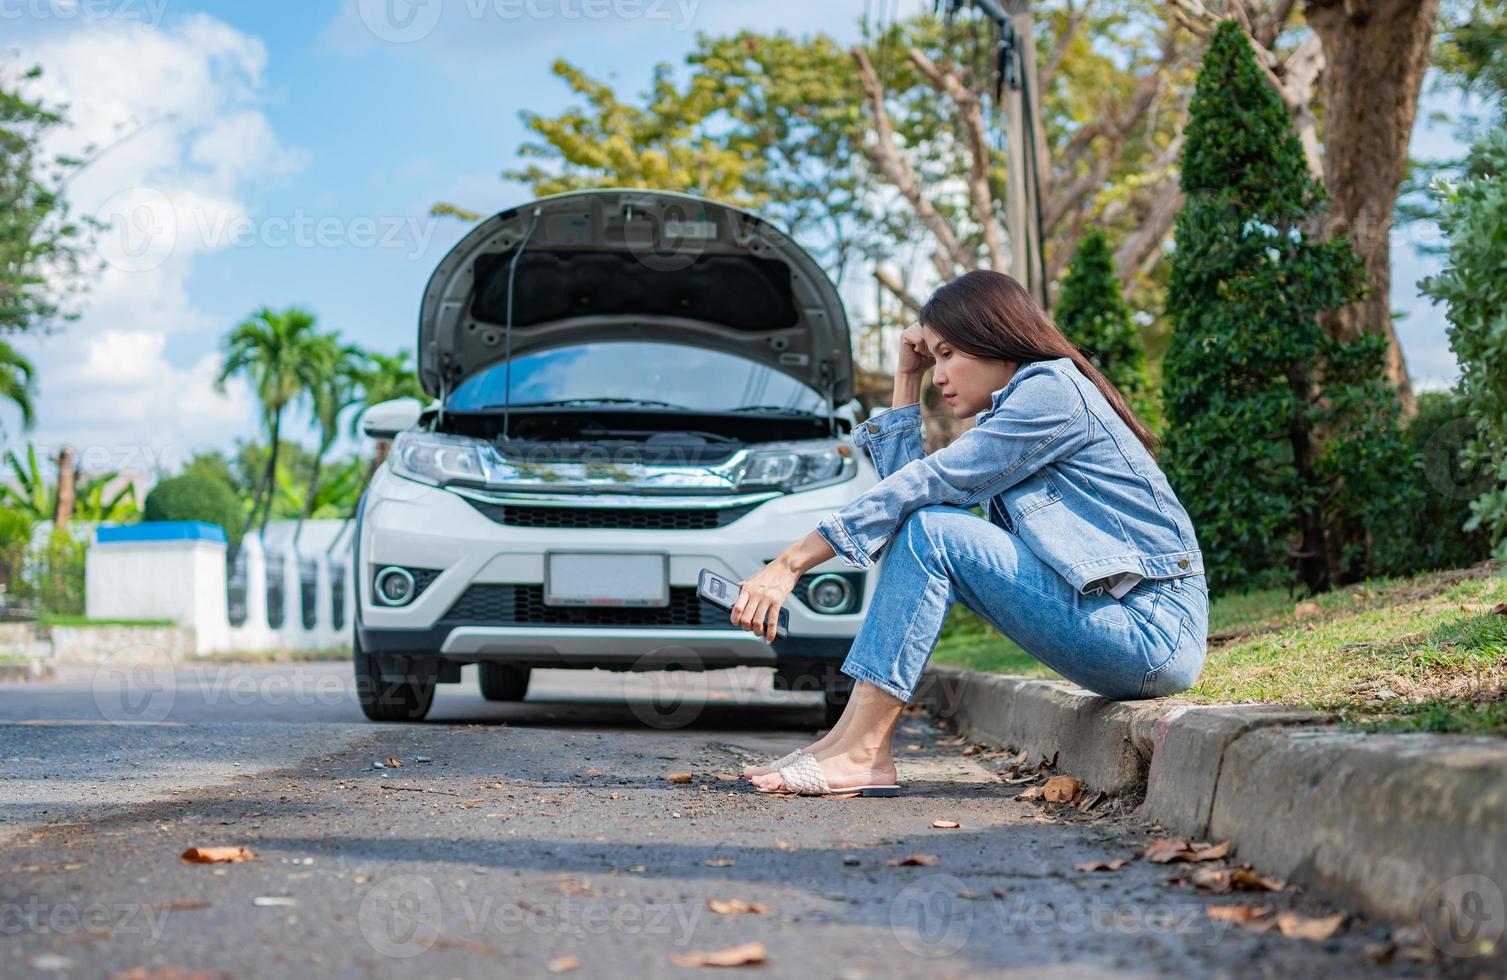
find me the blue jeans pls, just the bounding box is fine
[840,505,1209,702]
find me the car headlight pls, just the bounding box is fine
[735,440,855,492]
[390,430,497,487]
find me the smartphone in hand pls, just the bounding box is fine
[697,568,788,639]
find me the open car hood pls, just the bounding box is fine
[417,189,853,407]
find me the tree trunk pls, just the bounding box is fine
[1304,0,1437,419]
[258,413,283,539]
[1287,364,1331,594]
[53,446,76,530]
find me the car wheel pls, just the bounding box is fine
[354,633,435,722]
[478,663,531,702]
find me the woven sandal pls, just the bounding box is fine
[755,753,900,797]
[743,749,806,779]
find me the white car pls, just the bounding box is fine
[353,189,882,724]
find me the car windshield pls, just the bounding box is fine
[445,341,827,415]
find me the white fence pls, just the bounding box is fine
[86,519,355,655]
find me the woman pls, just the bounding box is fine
[731,269,1208,797]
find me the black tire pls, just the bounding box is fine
[354,634,435,722]
[478,663,531,702]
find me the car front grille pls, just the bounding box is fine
[461,499,762,530]
[441,585,732,629]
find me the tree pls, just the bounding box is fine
[1420,126,1507,559]
[297,335,365,546]
[144,474,244,550]
[0,65,95,336]
[1054,227,1153,422]
[1162,21,1411,596]
[0,444,138,523]
[0,341,36,435]
[215,307,329,551]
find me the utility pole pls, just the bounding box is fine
[939,0,1050,309]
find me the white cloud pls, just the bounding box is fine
[7,14,305,477]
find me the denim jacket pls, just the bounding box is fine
[816,357,1204,597]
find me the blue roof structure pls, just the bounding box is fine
[95,521,228,545]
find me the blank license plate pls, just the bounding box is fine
[544,552,669,607]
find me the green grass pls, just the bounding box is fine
[40,614,176,628]
[930,561,1507,735]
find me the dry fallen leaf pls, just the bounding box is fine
[774,840,797,852]
[962,744,982,756]
[1042,775,1083,803]
[386,757,403,768]
[180,846,256,864]
[703,857,736,868]
[669,941,768,968]
[1275,911,1345,940]
[887,854,940,867]
[1075,858,1130,873]
[707,899,770,915]
[666,773,694,784]
[583,769,603,778]
[1492,602,1507,616]
[1140,837,1230,864]
[1294,602,1322,618]
[610,792,621,800]
[1230,867,1285,892]
[547,955,579,973]
[1206,904,1273,927]
[1015,786,1045,801]
[931,819,961,829]
[1195,840,1230,861]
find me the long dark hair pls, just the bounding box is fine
[920,270,1160,456]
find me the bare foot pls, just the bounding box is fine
[750,747,897,793]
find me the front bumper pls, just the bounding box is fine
[356,465,877,668]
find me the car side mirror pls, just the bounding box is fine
[360,398,424,439]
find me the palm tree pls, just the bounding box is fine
[294,335,365,547]
[355,349,427,471]
[215,306,329,553]
[0,341,38,434]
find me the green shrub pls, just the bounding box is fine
[1162,21,1414,596]
[144,473,241,548]
[1420,126,1507,560]
[1056,228,1155,424]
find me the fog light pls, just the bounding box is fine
[807,574,854,614]
[374,566,416,606]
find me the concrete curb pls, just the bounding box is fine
[916,665,1507,950]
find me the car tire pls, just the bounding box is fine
[478,663,531,702]
[354,633,436,722]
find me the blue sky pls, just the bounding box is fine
[4,0,1473,480]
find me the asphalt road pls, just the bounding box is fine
[0,662,1469,978]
